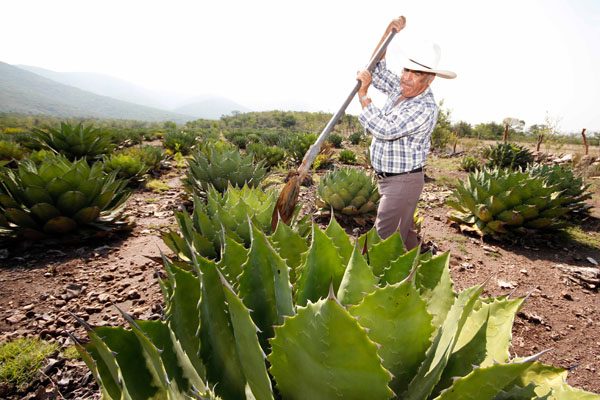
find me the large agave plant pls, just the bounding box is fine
[447,168,570,238]
[163,184,305,261]
[317,167,380,215]
[483,143,534,170]
[33,122,112,161]
[185,145,267,195]
[0,156,130,239]
[528,163,592,217]
[75,217,596,399]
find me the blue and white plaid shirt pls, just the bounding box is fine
[358,60,439,174]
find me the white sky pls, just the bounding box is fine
[3,0,600,132]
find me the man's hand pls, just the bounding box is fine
[356,70,372,96]
[386,16,406,34]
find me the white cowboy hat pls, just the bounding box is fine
[400,41,457,79]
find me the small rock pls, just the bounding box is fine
[6,313,26,324]
[498,279,516,289]
[84,306,102,314]
[98,293,111,303]
[100,273,115,282]
[127,289,141,300]
[520,269,528,275]
[586,257,598,266]
[482,245,499,254]
[561,292,574,301]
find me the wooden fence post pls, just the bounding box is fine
[581,128,588,155]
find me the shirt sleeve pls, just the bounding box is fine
[371,59,401,96]
[359,101,433,141]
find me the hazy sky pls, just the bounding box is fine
[3,0,600,132]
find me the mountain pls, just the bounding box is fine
[17,64,173,110]
[173,96,250,119]
[0,62,193,122]
[16,64,252,120]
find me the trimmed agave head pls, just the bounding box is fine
[0,156,130,239]
[75,217,594,399]
[529,163,592,217]
[447,168,569,237]
[185,145,267,195]
[317,167,380,215]
[33,122,112,161]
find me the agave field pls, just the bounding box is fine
[0,113,599,399]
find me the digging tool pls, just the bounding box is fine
[271,24,401,230]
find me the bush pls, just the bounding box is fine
[459,155,481,172]
[349,131,365,145]
[338,149,357,164]
[327,133,344,148]
[163,130,198,155]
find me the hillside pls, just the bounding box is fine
[17,64,252,120]
[0,62,193,122]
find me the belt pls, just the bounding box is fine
[375,167,423,179]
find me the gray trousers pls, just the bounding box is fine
[375,171,424,250]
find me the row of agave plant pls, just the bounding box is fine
[448,143,592,239]
[72,186,598,398]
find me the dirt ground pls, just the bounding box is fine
[0,155,599,398]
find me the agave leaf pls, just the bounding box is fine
[481,298,524,366]
[270,220,309,284]
[93,326,162,399]
[0,194,19,208]
[269,296,394,400]
[56,190,87,215]
[435,361,537,400]
[118,313,174,395]
[511,361,568,398]
[357,227,382,253]
[295,224,345,306]
[349,280,434,396]
[221,274,274,400]
[548,384,600,399]
[238,223,294,347]
[23,186,53,206]
[403,284,482,400]
[217,234,248,284]
[382,246,420,285]
[415,252,455,329]
[434,308,490,396]
[77,339,121,400]
[5,208,38,228]
[43,216,78,234]
[337,243,378,306]
[368,232,406,277]
[325,215,354,266]
[73,206,101,225]
[193,255,246,399]
[163,261,206,386]
[30,203,61,222]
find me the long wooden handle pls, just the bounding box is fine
[297,30,397,178]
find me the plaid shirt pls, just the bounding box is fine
[358,60,438,173]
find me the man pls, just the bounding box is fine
[356,17,456,250]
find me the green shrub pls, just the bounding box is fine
[459,155,481,172]
[327,133,344,148]
[349,131,365,145]
[0,140,25,163]
[338,149,357,164]
[247,142,286,169]
[279,132,317,164]
[163,130,198,155]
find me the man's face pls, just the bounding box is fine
[400,68,435,98]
